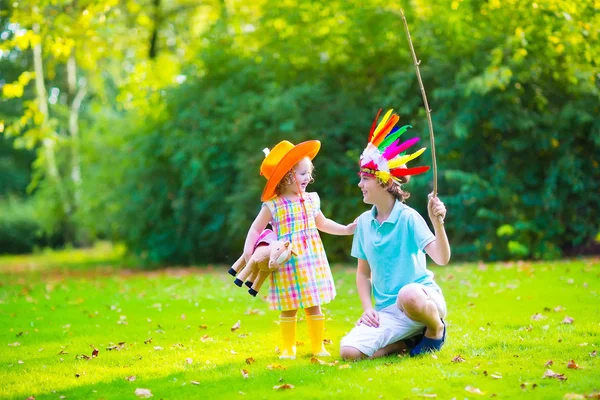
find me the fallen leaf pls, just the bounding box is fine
[245,357,255,365]
[266,364,286,370]
[58,350,68,355]
[465,386,484,395]
[199,325,207,329]
[201,335,211,342]
[491,373,502,379]
[431,353,438,360]
[419,395,437,398]
[26,397,35,400]
[241,369,249,379]
[585,391,600,398]
[562,316,574,324]
[185,358,193,364]
[18,360,24,364]
[554,306,565,312]
[144,338,152,344]
[567,360,580,369]
[273,384,294,390]
[134,388,153,398]
[8,342,20,347]
[545,360,554,367]
[338,364,351,369]
[311,357,327,365]
[153,346,163,351]
[563,394,585,399]
[91,349,99,358]
[452,355,466,363]
[543,369,567,381]
[190,381,200,385]
[126,376,136,381]
[231,320,241,332]
[323,339,332,345]
[590,350,597,357]
[520,383,526,390]
[531,313,545,320]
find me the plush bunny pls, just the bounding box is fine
[229,230,296,297]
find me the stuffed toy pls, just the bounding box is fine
[228,229,296,297]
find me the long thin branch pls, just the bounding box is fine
[399,9,438,198]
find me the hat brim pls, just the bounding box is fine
[261,140,321,201]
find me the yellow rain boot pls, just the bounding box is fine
[306,314,330,357]
[279,316,297,360]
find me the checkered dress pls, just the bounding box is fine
[263,192,336,311]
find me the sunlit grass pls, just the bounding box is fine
[0,248,599,399]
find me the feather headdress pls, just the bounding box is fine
[359,109,430,184]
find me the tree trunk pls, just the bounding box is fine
[32,23,72,216]
[67,51,86,210]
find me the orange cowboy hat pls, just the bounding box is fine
[260,140,321,201]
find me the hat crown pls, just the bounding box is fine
[260,140,295,179]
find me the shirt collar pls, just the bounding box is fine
[370,200,404,225]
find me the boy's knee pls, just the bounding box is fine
[397,284,428,314]
[340,346,365,361]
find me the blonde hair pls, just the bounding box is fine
[275,157,315,196]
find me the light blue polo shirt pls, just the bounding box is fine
[351,200,439,311]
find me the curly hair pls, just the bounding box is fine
[275,158,315,196]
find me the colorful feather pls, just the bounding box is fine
[382,137,420,160]
[372,114,400,146]
[388,147,427,169]
[371,109,393,142]
[378,125,412,150]
[390,166,430,177]
[367,108,382,142]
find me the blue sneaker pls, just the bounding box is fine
[409,320,446,357]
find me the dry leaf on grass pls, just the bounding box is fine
[241,369,249,379]
[543,369,567,381]
[545,360,554,367]
[231,320,241,332]
[134,388,153,398]
[266,364,286,370]
[185,358,193,364]
[562,316,574,324]
[490,373,502,379]
[465,386,485,395]
[419,395,437,398]
[190,381,200,385]
[590,350,597,357]
[567,360,580,369]
[273,384,294,390]
[563,394,585,399]
[531,313,545,321]
[8,342,20,347]
[126,376,136,381]
[452,355,466,363]
[245,357,255,365]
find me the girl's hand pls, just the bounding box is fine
[357,307,379,327]
[345,219,358,235]
[427,193,446,223]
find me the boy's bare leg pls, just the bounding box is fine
[397,284,444,339]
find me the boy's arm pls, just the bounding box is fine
[315,211,356,235]
[424,195,451,265]
[356,258,379,327]
[243,206,272,261]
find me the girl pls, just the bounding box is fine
[243,139,355,359]
[339,109,451,360]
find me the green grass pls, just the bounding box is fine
[1,246,599,399]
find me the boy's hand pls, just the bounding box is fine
[427,193,446,224]
[357,307,379,327]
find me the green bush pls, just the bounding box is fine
[0,197,65,254]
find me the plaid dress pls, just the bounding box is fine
[263,192,336,311]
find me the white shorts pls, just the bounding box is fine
[340,285,447,357]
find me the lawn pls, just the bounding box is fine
[1,245,599,399]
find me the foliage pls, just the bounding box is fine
[1,0,599,261]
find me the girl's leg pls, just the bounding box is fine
[304,305,330,356]
[279,309,298,359]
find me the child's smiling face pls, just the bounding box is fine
[358,173,388,204]
[292,157,313,193]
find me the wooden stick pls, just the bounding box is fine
[399,9,443,223]
[399,9,438,197]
